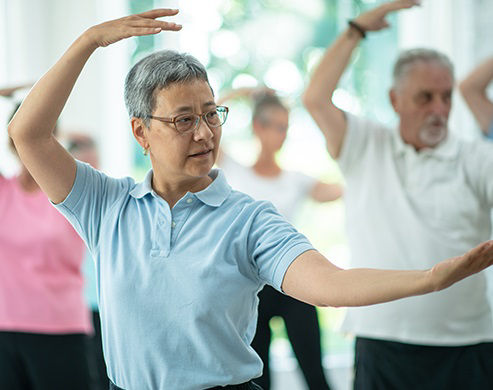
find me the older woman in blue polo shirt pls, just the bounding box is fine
[8,9,493,390]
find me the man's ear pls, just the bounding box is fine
[389,88,399,113]
[131,117,149,149]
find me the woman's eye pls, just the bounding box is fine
[206,111,218,119]
[177,115,194,123]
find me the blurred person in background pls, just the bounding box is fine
[0,83,32,98]
[0,99,92,390]
[459,56,493,140]
[217,87,340,390]
[303,1,493,389]
[67,133,109,390]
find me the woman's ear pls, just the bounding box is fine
[131,117,149,149]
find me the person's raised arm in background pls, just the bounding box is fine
[302,0,420,159]
[7,10,181,204]
[459,57,493,139]
[0,83,33,98]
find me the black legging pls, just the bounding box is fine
[0,331,91,390]
[251,286,331,390]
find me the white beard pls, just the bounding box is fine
[418,116,448,147]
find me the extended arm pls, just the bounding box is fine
[302,0,420,159]
[309,181,343,202]
[8,9,181,204]
[282,241,493,308]
[0,83,33,98]
[459,57,493,135]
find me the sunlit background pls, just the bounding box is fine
[1,0,492,389]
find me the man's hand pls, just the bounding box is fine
[353,0,420,32]
[83,9,182,49]
[429,241,493,291]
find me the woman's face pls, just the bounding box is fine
[253,107,289,154]
[133,79,221,183]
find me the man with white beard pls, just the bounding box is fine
[303,1,493,389]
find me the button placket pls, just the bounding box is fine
[150,201,172,258]
[169,196,196,249]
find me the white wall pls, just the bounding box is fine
[0,0,133,177]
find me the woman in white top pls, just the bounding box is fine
[218,89,341,389]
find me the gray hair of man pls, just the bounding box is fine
[392,48,455,90]
[124,50,213,126]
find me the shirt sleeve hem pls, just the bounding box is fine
[272,243,315,292]
[53,160,88,212]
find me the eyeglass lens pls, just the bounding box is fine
[175,107,227,133]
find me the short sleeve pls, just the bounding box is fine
[246,202,314,291]
[463,141,493,208]
[54,160,133,251]
[338,113,388,175]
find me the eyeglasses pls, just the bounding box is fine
[147,106,229,135]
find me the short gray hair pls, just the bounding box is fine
[124,50,212,125]
[392,48,454,89]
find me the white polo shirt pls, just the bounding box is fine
[339,114,493,346]
[220,154,316,222]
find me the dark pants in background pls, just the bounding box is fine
[87,310,109,390]
[354,337,493,390]
[109,379,263,389]
[0,331,91,390]
[251,285,330,390]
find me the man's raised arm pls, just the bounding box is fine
[302,0,420,159]
[459,57,493,136]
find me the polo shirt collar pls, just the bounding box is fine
[194,169,231,207]
[129,169,154,199]
[392,129,459,160]
[129,168,231,207]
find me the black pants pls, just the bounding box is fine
[0,331,91,390]
[109,379,263,389]
[251,286,330,390]
[87,310,109,390]
[354,337,493,390]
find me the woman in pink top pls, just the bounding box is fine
[0,104,92,389]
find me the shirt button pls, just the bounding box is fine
[171,221,176,228]
[186,198,193,204]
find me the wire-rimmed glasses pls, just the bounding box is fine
[147,106,229,134]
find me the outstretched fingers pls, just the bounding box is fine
[137,8,180,19]
[88,9,182,48]
[384,0,421,12]
[127,18,182,32]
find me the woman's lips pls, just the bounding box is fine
[189,149,212,158]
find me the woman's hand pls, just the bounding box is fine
[353,0,420,32]
[83,9,182,49]
[429,241,493,291]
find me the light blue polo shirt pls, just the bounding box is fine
[55,160,313,390]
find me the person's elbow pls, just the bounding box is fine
[6,120,23,148]
[458,79,476,102]
[302,89,324,114]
